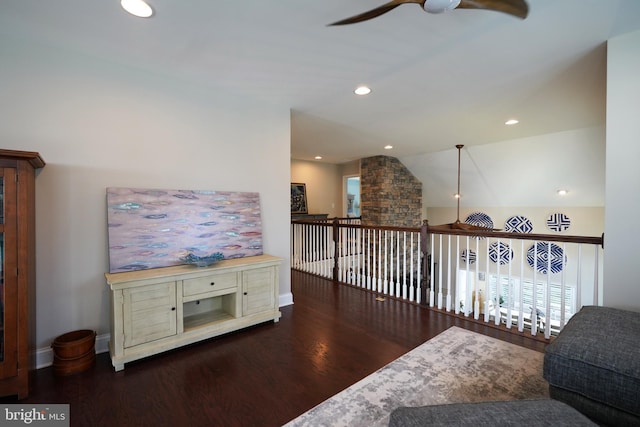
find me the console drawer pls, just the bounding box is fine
[183,272,237,297]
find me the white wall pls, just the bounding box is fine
[402,128,606,210]
[604,30,640,311]
[0,37,292,353]
[290,159,342,217]
[426,207,604,237]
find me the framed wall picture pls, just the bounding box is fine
[291,183,308,214]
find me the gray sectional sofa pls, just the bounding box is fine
[389,399,596,426]
[389,305,640,426]
[543,305,640,425]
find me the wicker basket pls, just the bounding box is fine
[51,329,96,376]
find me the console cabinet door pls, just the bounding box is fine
[242,267,275,316]
[123,281,177,348]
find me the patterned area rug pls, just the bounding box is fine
[284,326,549,427]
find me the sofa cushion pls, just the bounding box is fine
[388,399,596,426]
[543,305,640,418]
[549,385,640,426]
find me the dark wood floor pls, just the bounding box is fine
[1,271,547,426]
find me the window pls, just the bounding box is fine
[457,269,576,323]
[487,274,576,322]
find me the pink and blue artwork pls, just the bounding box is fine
[106,187,263,273]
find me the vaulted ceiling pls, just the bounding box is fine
[2,0,639,206]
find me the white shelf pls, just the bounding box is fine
[184,309,235,331]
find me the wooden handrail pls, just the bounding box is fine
[291,217,420,233]
[423,220,603,248]
[290,217,603,248]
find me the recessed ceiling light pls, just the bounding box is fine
[121,0,153,18]
[505,119,519,125]
[314,156,322,160]
[557,189,568,196]
[384,145,393,150]
[354,86,371,96]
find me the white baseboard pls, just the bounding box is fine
[279,292,294,307]
[36,333,111,370]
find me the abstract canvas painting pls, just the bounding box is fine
[106,187,263,273]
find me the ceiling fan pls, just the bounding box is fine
[429,144,500,232]
[329,0,528,26]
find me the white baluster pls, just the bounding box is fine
[396,231,401,297]
[314,225,319,275]
[389,230,395,297]
[474,237,480,320]
[371,230,377,291]
[504,238,513,329]
[384,230,389,295]
[446,235,452,312]
[304,225,310,273]
[531,241,538,336]
[542,242,551,339]
[429,235,435,307]
[464,235,470,317]
[438,234,443,309]
[593,245,599,305]
[494,239,501,326]
[339,227,345,283]
[377,229,382,293]
[409,233,415,302]
[402,232,408,299]
[366,229,371,290]
[416,232,421,304]
[518,240,525,333]
[455,235,461,315]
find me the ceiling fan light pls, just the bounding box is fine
[424,0,462,14]
[121,0,153,18]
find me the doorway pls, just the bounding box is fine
[345,176,360,217]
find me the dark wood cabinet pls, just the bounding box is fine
[0,149,45,399]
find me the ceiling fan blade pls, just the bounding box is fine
[429,221,501,232]
[456,0,529,19]
[329,0,424,26]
